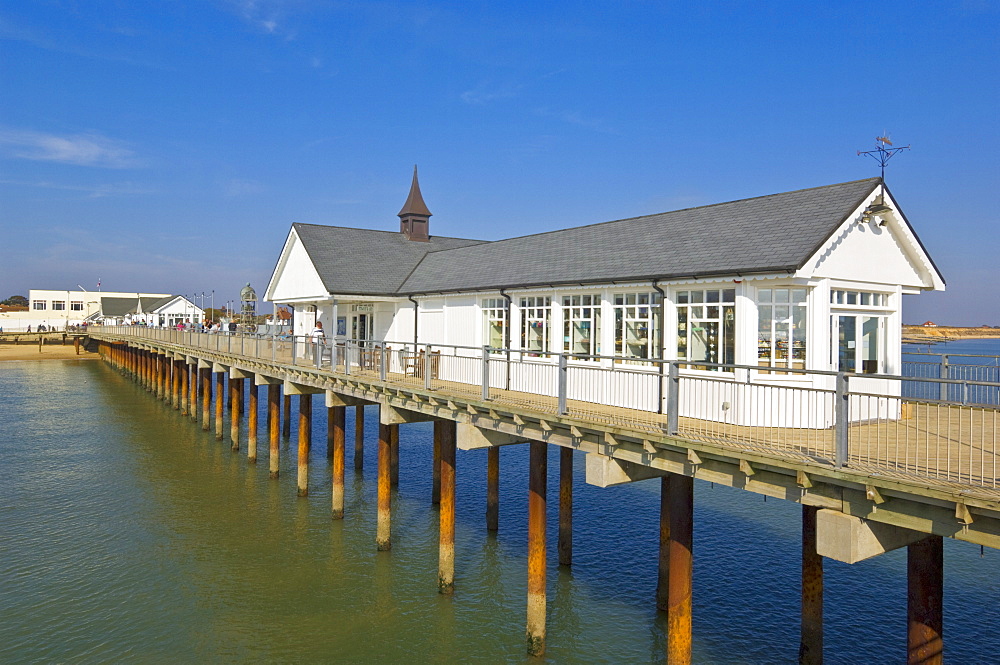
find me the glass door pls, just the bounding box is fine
[836,315,883,374]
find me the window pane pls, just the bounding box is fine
[759,289,772,303]
[723,288,736,302]
[862,316,879,374]
[706,290,720,303]
[775,289,789,304]
[791,289,807,304]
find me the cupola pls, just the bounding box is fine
[398,165,432,242]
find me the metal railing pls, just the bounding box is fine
[91,326,1000,492]
[903,353,1000,405]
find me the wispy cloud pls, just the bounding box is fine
[0,179,154,198]
[460,81,522,105]
[224,0,297,38]
[534,106,618,134]
[0,129,141,168]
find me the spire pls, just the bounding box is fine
[397,165,432,241]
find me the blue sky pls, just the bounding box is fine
[1,1,997,323]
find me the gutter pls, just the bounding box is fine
[500,288,513,390]
[408,295,419,347]
[652,279,666,414]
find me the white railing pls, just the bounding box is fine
[89,326,1000,491]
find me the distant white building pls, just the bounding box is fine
[0,290,203,331]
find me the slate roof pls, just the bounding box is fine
[100,297,141,317]
[293,178,885,296]
[292,224,485,296]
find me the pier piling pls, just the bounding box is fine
[559,446,573,567]
[200,367,211,431]
[907,536,943,665]
[487,446,499,532]
[390,424,399,488]
[297,394,312,497]
[377,423,394,551]
[331,406,346,519]
[354,405,364,471]
[230,377,242,451]
[282,394,291,437]
[799,505,823,665]
[247,379,258,463]
[268,384,280,479]
[526,440,547,657]
[658,473,693,664]
[438,419,456,594]
[432,421,442,505]
[215,372,225,441]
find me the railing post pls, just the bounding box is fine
[667,361,679,436]
[557,353,568,415]
[271,334,276,363]
[835,372,849,468]
[315,340,321,368]
[345,341,352,375]
[424,344,433,390]
[939,355,949,402]
[482,346,491,401]
[379,343,387,381]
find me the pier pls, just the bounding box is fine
[90,326,999,662]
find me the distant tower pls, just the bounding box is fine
[398,165,432,242]
[239,283,258,334]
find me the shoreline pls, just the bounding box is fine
[0,344,98,362]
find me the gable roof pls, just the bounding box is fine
[399,178,883,293]
[100,297,141,317]
[291,224,484,296]
[288,177,937,297]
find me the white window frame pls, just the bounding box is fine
[676,287,736,370]
[70,301,84,311]
[32,300,46,310]
[51,301,66,311]
[519,296,551,357]
[613,292,661,363]
[757,287,808,370]
[482,297,508,352]
[562,294,601,359]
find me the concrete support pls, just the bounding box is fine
[438,419,456,594]
[282,394,291,438]
[526,440,547,657]
[487,446,500,532]
[201,367,211,431]
[189,363,198,421]
[230,377,242,451]
[376,423,394,551]
[432,420,442,505]
[158,354,166,400]
[656,473,693,665]
[268,384,280,479]
[907,536,943,665]
[390,423,399,488]
[799,505,823,665]
[331,406,346,519]
[215,372,225,441]
[559,446,573,567]
[297,394,312,497]
[354,405,364,471]
[247,380,258,463]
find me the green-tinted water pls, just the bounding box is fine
[1,359,998,663]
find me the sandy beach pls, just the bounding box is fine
[0,342,98,361]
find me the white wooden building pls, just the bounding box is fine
[265,170,944,426]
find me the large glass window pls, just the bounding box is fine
[52,301,66,311]
[519,296,551,356]
[482,298,508,351]
[677,288,735,369]
[32,300,46,310]
[70,301,84,311]
[835,315,884,374]
[757,288,808,369]
[562,294,601,358]
[614,292,661,362]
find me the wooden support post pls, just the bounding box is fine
[559,446,573,567]
[157,354,165,400]
[283,394,291,437]
[656,473,693,665]
[268,384,280,479]
[230,377,242,451]
[432,421,443,505]
[487,446,500,532]
[376,423,394,551]
[215,372,225,441]
[297,394,312,497]
[172,359,182,409]
[390,423,399,488]
[180,362,189,415]
[438,419,456,594]
[73,336,80,355]
[908,536,943,665]
[526,440,547,657]
[201,367,211,431]
[799,505,823,665]
[331,406,346,519]
[354,404,364,471]
[247,380,258,463]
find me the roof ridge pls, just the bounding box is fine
[451,177,883,247]
[292,222,483,243]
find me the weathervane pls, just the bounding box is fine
[857,135,910,182]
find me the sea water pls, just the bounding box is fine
[1,358,998,664]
